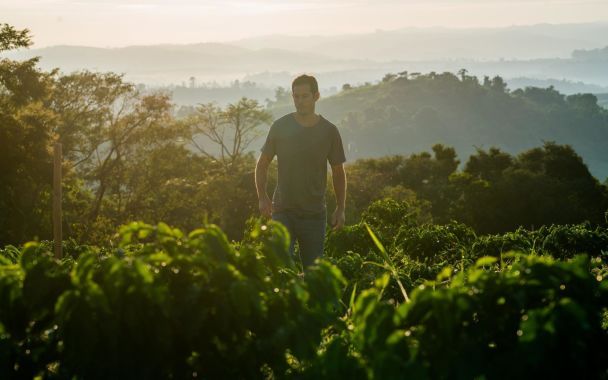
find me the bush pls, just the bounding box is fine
[470,229,535,260]
[393,222,475,264]
[0,221,345,379]
[305,254,608,379]
[538,223,608,260]
[2,220,608,379]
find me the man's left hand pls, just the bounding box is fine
[331,208,345,231]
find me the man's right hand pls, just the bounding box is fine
[259,197,272,219]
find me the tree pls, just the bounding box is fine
[566,93,601,114]
[465,147,513,182]
[47,71,186,233]
[490,76,508,93]
[0,24,57,245]
[457,68,469,81]
[265,86,291,108]
[188,98,272,170]
[513,86,565,108]
[0,23,31,51]
[85,90,181,227]
[50,71,134,167]
[382,73,397,83]
[453,142,608,233]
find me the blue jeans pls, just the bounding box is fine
[272,210,327,268]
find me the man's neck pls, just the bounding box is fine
[294,112,320,127]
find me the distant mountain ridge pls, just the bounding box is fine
[2,43,344,84]
[572,46,608,60]
[1,22,607,90]
[231,22,608,61]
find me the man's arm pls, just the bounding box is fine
[331,163,347,230]
[255,152,273,218]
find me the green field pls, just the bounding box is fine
[1,206,607,379]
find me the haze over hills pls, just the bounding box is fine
[3,22,608,91]
[2,43,352,85]
[232,22,608,61]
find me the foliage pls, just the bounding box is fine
[1,216,608,378]
[470,223,608,262]
[303,255,608,380]
[186,98,272,170]
[304,70,608,180]
[345,142,608,234]
[0,221,345,379]
[538,223,608,260]
[327,198,608,308]
[0,25,57,245]
[393,222,475,264]
[0,23,32,51]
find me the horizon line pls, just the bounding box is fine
[22,19,608,50]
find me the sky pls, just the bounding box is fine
[2,0,608,47]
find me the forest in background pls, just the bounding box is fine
[2,23,608,247]
[269,70,608,180]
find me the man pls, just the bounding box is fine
[255,74,347,268]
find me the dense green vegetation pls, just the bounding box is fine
[1,216,607,379]
[339,143,608,233]
[269,69,608,179]
[0,24,270,246]
[327,199,608,288]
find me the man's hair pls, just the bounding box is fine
[292,74,319,94]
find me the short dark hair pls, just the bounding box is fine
[292,74,319,94]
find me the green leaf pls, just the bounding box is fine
[475,256,498,268]
[364,223,390,262]
[436,266,453,281]
[349,282,358,312]
[375,273,391,290]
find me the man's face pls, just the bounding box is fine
[292,84,320,115]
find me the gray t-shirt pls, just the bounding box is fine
[261,113,346,215]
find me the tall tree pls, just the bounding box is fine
[0,24,57,245]
[188,98,272,171]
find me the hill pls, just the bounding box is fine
[3,23,608,88]
[233,22,608,61]
[2,43,362,85]
[269,72,608,179]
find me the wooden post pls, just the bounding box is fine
[53,143,62,259]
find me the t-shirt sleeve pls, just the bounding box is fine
[260,122,277,157]
[328,126,347,166]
